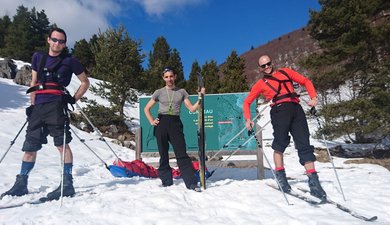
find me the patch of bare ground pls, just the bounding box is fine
[315,148,390,171]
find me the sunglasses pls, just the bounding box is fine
[259,61,272,69]
[163,68,173,74]
[50,37,66,44]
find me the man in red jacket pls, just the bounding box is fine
[243,55,326,200]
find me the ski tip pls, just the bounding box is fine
[319,197,327,204]
[38,197,57,203]
[38,197,48,202]
[367,216,378,222]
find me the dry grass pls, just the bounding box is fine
[344,158,390,170]
[315,149,390,171]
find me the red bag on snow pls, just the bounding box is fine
[113,159,158,178]
[113,160,209,179]
[172,161,209,179]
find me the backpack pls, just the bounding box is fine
[262,69,300,103]
[26,52,67,94]
[172,161,211,180]
[112,159,159,178]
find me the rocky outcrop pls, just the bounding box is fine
[0,57,31,86]
[329,144,390,159]
[13,65,32,86]
[0,58,17,79]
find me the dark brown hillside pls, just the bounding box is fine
[240,27,321,86]
[240,8,390,87]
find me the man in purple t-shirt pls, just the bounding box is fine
[1,28,90,201]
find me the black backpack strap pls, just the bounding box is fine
[263,70,300,103]
[278,69,291,80]
[38,52,67,82]
[26,84,65,94]
[26,53,67,94]
[38,52,49,85]
[262,75,279,92]
[278,69,294,92]
[262,75,282,100]
[26,53,49,94]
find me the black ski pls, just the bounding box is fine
[297,187,378,222]
[0,191,94,210]
[266,183,323,206]
[197,72,206,190]
[0,198,47,209]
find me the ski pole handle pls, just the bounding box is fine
[248,127,255,136]
[197,72,205,88]
[310,106,317,116]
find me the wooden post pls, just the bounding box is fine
[135,127,142,160]
[256,123,265,179]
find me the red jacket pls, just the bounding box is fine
[243,68,317,120]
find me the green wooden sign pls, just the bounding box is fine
[139,92,258,152]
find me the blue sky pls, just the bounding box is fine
[2,0,320,78]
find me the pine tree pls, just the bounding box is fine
[30,8,50,52]
[2,6,34,61]
[91,25,144,118]
[145,36,171,92]
[201,60,220,94]
[0,15,11,49]
[186,61,201,94]
[219,50,248,93]
[167,48,186,88]
[303,0,390,143]
[1,6,50,61]
[72,39,95,75]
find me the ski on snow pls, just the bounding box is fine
[0,192,94,210]
[197,72,206,190]
[266,183,323,206]
[267,182,377,222]
[296,187,378,222]
[0,198,51,209]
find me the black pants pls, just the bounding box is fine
[22,100,71,151]
[270,102,316,165]
[154,114,197,188]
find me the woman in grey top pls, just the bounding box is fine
[144,67,205,191]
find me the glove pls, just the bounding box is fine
[63,94,76,104]
[26,105,34,118]
[310,107,317,116]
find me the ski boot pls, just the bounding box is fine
[43,174,75,201]
[1,175,29,198]
[307,172,327,200]
[275,169,291,192]
[189,184,202,192]
[161,179,173,187]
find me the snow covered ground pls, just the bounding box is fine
[0,66,389,224]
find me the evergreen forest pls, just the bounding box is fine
[0,1,389,144]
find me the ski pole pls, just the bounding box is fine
[60,108,68,207]
[222,110,263,148]
[209,119,271,175]
[208,102,270,162]
[208,129,259,176]
[70,126,110,170]
[249,128,291,205]
[310,107,346,201]
[222,102,270,149]
[197,72,207,190]
[0,119,28,165]
[75,102,121,161]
